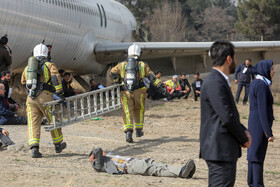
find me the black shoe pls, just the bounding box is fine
[126,131,133,143]
[187,163,196,178]
[0,142,2,147]
[55,142,67,153]
[31,147,42,158]
[136,130,144,137]
[179,159,195,178]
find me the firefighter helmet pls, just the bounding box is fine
[127,44,141,58]
[33,43,48,57]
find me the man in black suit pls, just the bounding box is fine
[200,41,251,187]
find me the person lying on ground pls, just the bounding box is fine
[89,147,196,178]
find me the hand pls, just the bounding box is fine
[2,129,9,136]
[14,114,18,117]
[235,80,238,84]
[89,154,95,163]
[268,136,275,142]
[242,130,251,148]
[170,89,175,94]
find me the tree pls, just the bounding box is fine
[211,0,238,19]
[146,1,187,42]
[190,7,236,41]
[236,0,280,41]
[117,0,161,41]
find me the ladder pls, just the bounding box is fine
[43,84,122,131]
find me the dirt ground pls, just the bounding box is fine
[1,84,280,187]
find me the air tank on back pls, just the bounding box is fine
[26,56,38,91]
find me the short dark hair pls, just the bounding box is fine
[46,44,52,48]
[210,41,235,67]
[0,71,11,78]
[0,36,8,45]
[181,72,186,76]
[194,72,200,76]
[245,58,251,62]
[58,69,65,74]
[64,72,71,77]
[154,70,162,75]
[89,79,95,84]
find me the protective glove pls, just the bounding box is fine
[58,95,66,103]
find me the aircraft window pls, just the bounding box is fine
[101,5,107,28]
[97,4,103,27]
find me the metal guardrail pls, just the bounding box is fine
[43,84,121,131]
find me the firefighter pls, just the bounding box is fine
[111,44,164,143]
[21,43,66,158]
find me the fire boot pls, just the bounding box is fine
[55,142,67,153]
[136,129,144,137]
[31,147,42,158]
[126,131,133,143]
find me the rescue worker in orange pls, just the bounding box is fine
[21,43,66,158]
[163,75,184,101]
[111,44,164,143]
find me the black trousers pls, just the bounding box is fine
[248,161,264,187]
[166,91,184,101]
[2,116,27,125]
[206,160,236,187]
[235,82,250,103]
[183,89,191,99]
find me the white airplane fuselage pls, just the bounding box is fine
[0,0,136,74]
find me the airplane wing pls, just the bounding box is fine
[95,41,280,62]
[95,41,280,74]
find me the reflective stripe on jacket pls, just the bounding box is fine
[164,79,182,92]
[21,60,63,94]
